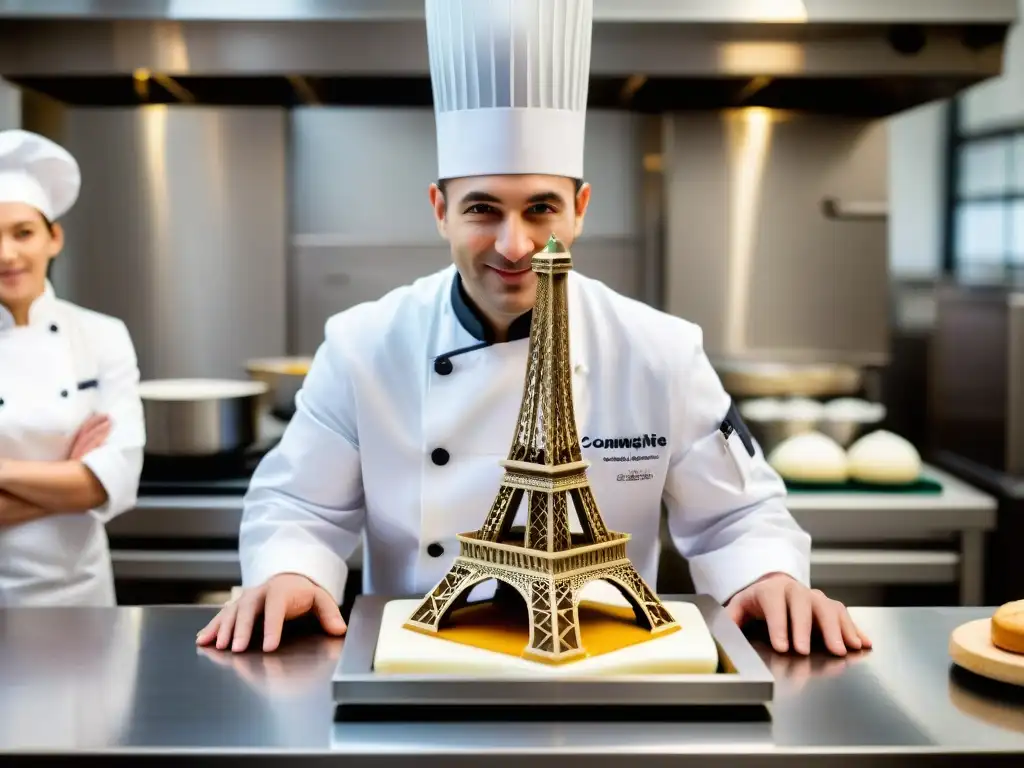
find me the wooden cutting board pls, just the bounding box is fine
[950,618,1024,687]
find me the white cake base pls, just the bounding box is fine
[373,585,720,677]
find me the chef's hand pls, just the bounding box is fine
[195,573,347,653]
[68,414,111,460]
[726,572,871,657]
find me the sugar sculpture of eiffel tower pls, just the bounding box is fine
[405,235,679,664]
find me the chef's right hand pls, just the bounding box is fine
[195,573,347,653]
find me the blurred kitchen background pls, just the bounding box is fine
[0,0,1021,612]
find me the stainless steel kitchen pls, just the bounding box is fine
[0,0,1023,764]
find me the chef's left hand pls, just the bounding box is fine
[68,414,110,460]
[726,572,872,657]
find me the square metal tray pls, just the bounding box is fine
[331,593,774,708]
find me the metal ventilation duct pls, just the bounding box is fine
[0,0,1016,114]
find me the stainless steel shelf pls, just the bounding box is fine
[108,547,961,588]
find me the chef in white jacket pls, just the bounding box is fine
[0,129,145,606]
[201,0,870,658]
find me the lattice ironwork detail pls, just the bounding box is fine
[568,486,609,543]
[405,235,678,662]
[478,484,523,543]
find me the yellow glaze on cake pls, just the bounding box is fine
[374,597,720,676]
[404,599,680,664]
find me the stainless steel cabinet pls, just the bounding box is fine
[38,105,289,380]
[663,111,890,366]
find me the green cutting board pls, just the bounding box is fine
[784,476,943,494]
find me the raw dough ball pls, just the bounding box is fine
[846,430,921,484]
[992,600,1024,655]
[768,431,848,483]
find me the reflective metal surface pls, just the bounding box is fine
[333,595,774,708]
[663,111,890,366]
[929,285,1024,475]
[0,2,1015,115]
[0,19,1009,80]
[35,105,289,381]
[141,391,265,456]
[0,0,1015,23]
[1006,294,1024,477]
[1,605,1024,764]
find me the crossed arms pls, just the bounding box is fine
[0,415,111,524]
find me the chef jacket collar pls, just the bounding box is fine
[0,279,60,332]
[450,271,532,343]
[435,267,589,379]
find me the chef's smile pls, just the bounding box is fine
[0,267,28,283]
[487,263,534,285]
[430,174,591,341]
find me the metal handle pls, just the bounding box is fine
[821,197,889,221]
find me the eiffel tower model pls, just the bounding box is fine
[405,235,679,664]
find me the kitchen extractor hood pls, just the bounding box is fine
[0,0,1016,114]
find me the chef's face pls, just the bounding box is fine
[430,174,591,337]
[0,202,63,312]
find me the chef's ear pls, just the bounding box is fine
[428,181,449,239]
[573,181,591,238]
[46,220,65,255]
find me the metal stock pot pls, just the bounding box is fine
[138,378,269,456]
[245,357,311,421]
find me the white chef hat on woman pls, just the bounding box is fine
[0,129,81,221]
[425,0,594,181]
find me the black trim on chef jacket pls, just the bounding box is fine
[719,400,756,458]
[0,382,99,408]
[432,272,533,376]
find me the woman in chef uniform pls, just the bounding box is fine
[0,129,145,607]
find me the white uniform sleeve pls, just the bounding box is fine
[238,316,365,605]
[663,330,811,605]
[80,320,145,524]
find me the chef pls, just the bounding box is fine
[0,129,146,606]
[200,0,871,658]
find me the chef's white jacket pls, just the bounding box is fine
[239,265,810,606]
[0,282,145,606]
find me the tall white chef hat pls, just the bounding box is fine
[425,0,594,181]
[0,129,81,221]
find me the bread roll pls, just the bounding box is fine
[739,398,784,421]
[822,397,886,422]
[846,430,921,484]
[992,600,1024,655]
[768,431,848,483]
[781,397,825,421]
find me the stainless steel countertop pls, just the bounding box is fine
[1,604,1023,765]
